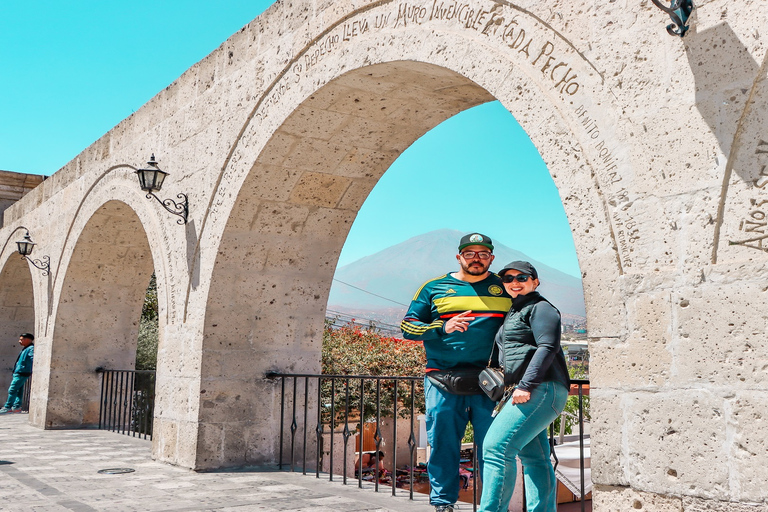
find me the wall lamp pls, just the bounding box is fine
[651,0,693,37]
[16,231,50,276]
[135,154,189,224]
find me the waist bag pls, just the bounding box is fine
[427,366,484,395]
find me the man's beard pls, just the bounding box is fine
[461,260,488,275]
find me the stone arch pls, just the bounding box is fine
[190,3,624,346]
[195,46,615,467]
[0,247,36,396]
[43,199,156,427]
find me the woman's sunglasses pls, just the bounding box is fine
[502,274,532,283]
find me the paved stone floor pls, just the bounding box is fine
[0,414,437,512]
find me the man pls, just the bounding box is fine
[401,233,511,512]
[356,450,386,473]
[0,333,34,414]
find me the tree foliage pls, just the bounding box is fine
[136,274,158,371]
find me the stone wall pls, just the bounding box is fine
[0,0,765,509]
[0,170,44,226]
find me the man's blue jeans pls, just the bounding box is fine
[4,374,29,409]
[478,381,568,512]
[424,377,496,506]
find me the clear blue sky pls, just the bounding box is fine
[0,1,581,278]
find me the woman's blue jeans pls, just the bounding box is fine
[478,381,568,512]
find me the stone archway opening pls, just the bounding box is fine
[326,99,585,336]
[319,98,588,496]
[46,200,154,428]
[201,60,585,470]
[0,254,36,398]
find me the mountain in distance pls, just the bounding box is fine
[328,229,585,330]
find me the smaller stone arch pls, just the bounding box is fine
[0,251,36,396]
[43,199,155,428]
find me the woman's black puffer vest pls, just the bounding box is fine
[495,292,571,391]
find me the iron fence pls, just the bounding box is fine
[96,368,156,439]
[268,372,590,511]
[89,368,589,510]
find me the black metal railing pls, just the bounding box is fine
[267,373,431,497]
[96,368,156,439]
[268,372,590,511]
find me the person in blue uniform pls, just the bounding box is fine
[401,233,511,512]
[0,333,35,414]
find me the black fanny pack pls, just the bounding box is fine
[427,366,484,395]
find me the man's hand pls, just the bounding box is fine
[444,310,475,333]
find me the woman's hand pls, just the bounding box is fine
[511,388,531,404]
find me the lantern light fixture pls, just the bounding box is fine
[16,231,50,276]
[135,154,189,224]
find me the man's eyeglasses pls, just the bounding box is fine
[502,274,532,283]
[460,251,492,260]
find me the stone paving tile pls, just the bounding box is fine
[152,481,198,490]
[216,507,273,512]
[0,414,432,511]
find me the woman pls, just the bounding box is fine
[478,261,570,512]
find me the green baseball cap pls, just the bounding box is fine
[458,233,494,252]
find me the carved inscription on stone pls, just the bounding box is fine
[393,1,584,96]
[574,105,621,186]
[574,105,635,269]
[255,0,601,123]
[729,139,768,253]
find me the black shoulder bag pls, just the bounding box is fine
[478,342,506,402]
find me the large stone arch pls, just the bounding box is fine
[190,4,619,468]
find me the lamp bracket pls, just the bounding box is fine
[146,192,189,225]
[24,255,50,276]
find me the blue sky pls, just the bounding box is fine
[0,1,581,278]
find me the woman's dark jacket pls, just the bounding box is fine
[494,291,570,392]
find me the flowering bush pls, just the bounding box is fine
[322,321,425,376]
[321,320,426,422]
